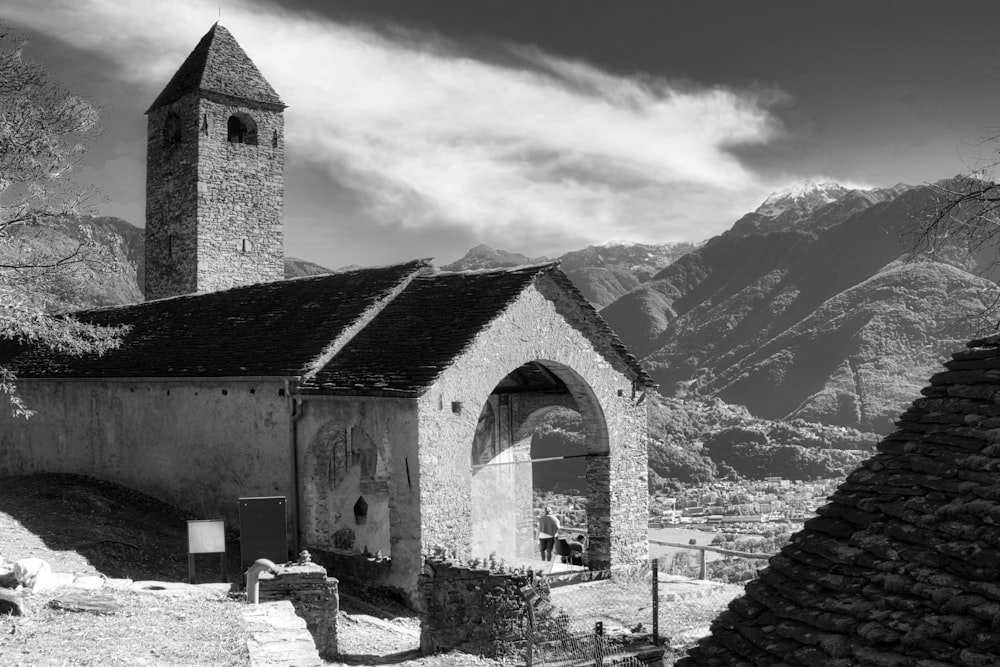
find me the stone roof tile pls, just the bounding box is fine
[0,261,428,379]
[680,334,1000,665]
[0,262,653,395]
[299,264,654,394]
[147,23,284,112]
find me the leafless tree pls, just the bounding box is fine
[914,170,1000,272]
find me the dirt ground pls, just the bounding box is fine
[0,474,733,666]
[0,474,490,667]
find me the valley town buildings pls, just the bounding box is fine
[0,24,652,602]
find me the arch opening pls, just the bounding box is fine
[227,113,258,145]
[470,360,610,569]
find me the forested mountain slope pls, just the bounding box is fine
[602,183,999,432]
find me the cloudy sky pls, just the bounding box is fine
[8,0,1000,268]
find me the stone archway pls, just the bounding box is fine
[469,359,611,567]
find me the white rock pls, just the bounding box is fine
[70,575,106,590]
[13,558,51,591]
[34,572,74,591]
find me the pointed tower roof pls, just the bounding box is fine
[147,23,285,113]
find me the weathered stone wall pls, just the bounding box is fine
[145,96,200,299]
[259,561,338,659]
[0,379,292,531]
[145,91,284,301]
[417,276,649,571]
[295,396,421,603]
[308,546,395,599]
[419,557,536,658]
[196,96,284,294]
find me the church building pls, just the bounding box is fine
[0,24,652,602]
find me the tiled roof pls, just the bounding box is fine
[301,265,550,393]
[301,263,652,394]
[0,262,652,394]
[681,335,1000,666]
[0,261,428,379]
[147,23,284,113]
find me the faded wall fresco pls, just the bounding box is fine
[301,421,391,556]
[294,395,421,600]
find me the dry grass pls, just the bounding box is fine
[0,474,242,581]
[0,474,732,667]
[0,587,247,666]
[0,474,248,666]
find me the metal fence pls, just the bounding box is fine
[516,567,659,667]
[513,557,752,665]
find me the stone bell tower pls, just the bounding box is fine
[144,23,286,300]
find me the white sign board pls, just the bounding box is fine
[187,519,225,554]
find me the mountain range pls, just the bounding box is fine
[440,240,699,307]
[599,180,998,432]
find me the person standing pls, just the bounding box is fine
[538,507,560,561]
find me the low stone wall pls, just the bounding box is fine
[419,557,544,658]
[308,546,399,600]
[258,561,338,659]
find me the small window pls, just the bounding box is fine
[167,234,175,258]
[227,113,258,145]
[236,238,253,253]
[162,113,182,145]
[353,496,368,526]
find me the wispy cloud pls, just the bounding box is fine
[9,0,789,252]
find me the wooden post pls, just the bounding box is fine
[525,602,534,667]
[594,621,604,667]
[699,549,707,580]
[652,558,659,645]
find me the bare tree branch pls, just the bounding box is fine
[0,24,126,417]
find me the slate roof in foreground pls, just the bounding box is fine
[0,262,652,394]
[147,23,285,112]
[680,334,1000,666]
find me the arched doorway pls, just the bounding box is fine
[470,360,610,568]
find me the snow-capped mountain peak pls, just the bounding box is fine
[756,180,849,218]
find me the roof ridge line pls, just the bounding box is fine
[542,267,656,387]
[299,260,434,380]
[436,260,560,275]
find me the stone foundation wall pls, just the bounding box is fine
[419,557,540,658]
[307,546,403,603]
[259,561,338,659]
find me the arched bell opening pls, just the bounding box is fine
[227,112,258,145]
[470,359,610,568]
